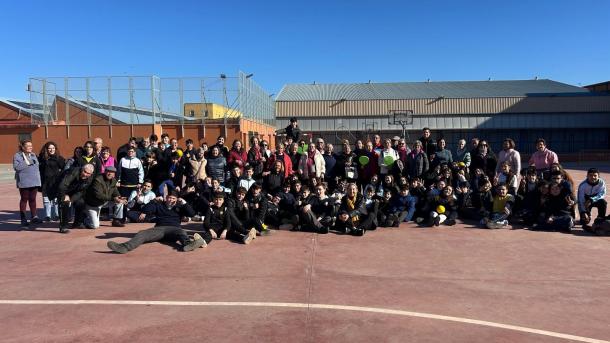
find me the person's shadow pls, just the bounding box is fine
[0,210,63,233]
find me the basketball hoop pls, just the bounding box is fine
[388,110,413,140]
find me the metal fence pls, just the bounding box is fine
[28,71,275,128]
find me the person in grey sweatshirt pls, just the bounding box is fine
[13,139,42,228]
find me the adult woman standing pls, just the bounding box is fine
[454,139,471,170]
[470,140,497,180]
[206,146,227,184]
[496,138,521,180]
[227,139,247,174]
[38,141,65,221]
[298,143,325,181]
[406,141,429,179]
[247,136,265,181]
[14,139,42,228]
[378,138,399,177]
[433,138,453,167]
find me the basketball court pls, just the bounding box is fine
[0,165,609,342]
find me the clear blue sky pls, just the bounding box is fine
[1,0,608,100]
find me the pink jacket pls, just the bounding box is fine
[529,149,558,170]
[101,156,115,173]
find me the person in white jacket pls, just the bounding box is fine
[378,139,399,176]
[298,144,325,181]
[577,168,606,228]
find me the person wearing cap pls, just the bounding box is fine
[83,165,127,229]
[106,190,207,253]
[391,136,401,150]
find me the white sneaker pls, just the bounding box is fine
[243,228,256,244]
[487,221,499,229]
[192,215,203,222]
[192,233,207,248]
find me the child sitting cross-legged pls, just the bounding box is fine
[481,183,515,229]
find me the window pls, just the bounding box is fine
[189,110,195,117]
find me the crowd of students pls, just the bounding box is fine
[12,118,609,253]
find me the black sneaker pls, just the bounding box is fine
[107,241,129,254]
[112,219,125,227]
[433,216,441,227]
[44,216,51,222]
[20,219,29,230]
[59,226,70,234]
[30,217,42,224]
[183,237,206,252]
[352,228,364,236]
[445,219,456,226]
[318,226,329,234]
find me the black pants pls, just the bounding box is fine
[581,199,607,224]
[59,193,86,228]
[123,225,212,251]
[126,210,155,223]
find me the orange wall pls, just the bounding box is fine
[0,119,276,163]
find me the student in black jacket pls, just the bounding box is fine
[247,183,269,235]
[204,192,256,244]
[106,190,207,253]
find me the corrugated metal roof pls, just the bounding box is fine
[276,79,590,101]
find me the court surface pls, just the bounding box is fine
[0,165,609,342]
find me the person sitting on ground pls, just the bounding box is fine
[298,183,333,234]
[106,190,207,253]
[481,183,514,229]
[535,182,575,233]
[125,180,157,223]
[389,185,418,227]
[333,183,374,236]
[577,168,607,230]
[83,166,126,229]
[246,183,270,235]
[425,185,458,227]
[204,191,256,244]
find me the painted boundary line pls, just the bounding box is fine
[0,300,608,343]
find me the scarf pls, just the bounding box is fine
[346,196,359,224]
[306,150,316,175]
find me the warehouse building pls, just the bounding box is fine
[275,79,610,155]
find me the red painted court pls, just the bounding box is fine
[0,165,609,342]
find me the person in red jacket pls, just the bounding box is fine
[227,139,248,174]
[266,143,293,178]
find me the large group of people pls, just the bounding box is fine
[13,118,609,253]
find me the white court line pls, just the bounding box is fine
[0,300,608,343]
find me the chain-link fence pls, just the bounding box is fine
[28,72,275,128]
